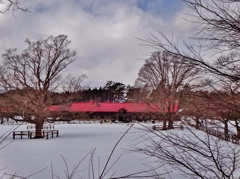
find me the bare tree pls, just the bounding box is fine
[0,0,28,13]
[183,0,240,51]
[0,35,86,138]
[140,0,240,83]
[135,51,200,129]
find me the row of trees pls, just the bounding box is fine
[79,81,127,103]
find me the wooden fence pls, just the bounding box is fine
[187,122,239,144]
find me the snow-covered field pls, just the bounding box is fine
[0,122,165,179]
[1,121,240,179]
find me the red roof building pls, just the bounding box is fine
[51,101,179,122]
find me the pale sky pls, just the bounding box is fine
[0,0,194,88]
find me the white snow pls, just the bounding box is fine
[0,122,162,179]
[0,121,239,179]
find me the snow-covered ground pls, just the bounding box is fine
[0,121,239,179]
[0,122,166,179]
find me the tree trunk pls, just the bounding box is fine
[168,113,174,129]
[162,118,167,130]
[224,120,229,140]
[34,120,44,138]
[237,128,240,139]
[224,120,228,135]
[196,118,200,129]
[237,129,240,139]
[234,120,240,139]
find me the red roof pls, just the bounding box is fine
[69,102,178,113]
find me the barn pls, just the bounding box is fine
[68,101,179,122]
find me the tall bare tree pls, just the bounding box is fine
[0,35,86,138]
[135,51,199,129]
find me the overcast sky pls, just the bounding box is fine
[0,0,194,88]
